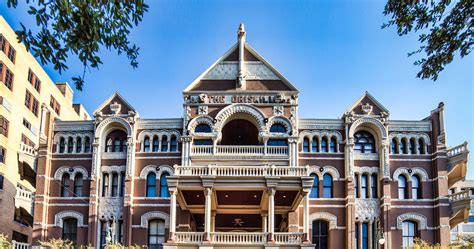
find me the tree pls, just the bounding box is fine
[383,0,472,81]
[6,0,148,90]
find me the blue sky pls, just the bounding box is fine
[1,1,473,176]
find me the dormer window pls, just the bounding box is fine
[354,131,375,153]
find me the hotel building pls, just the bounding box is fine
[32,24,470,249]
[0,16,90,246]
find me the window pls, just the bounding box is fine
[62,218,78,243]
[0,62,14,90]
[354,131,375,153]
[61,173,70,197]
[74,173,83,197]
[391,138,399,154]
[270,124,286,133]
[106,130,127,152]
[355,174,359,198]
[312,220,328,249]
[361,174,368,199]
[362,223,368,249]
[398,175,408,199]
[143,136,150,152]
[24,90,39,116]
[114,139,121,152]
[50,96,61,116]
[303,138,309,152]
[401,139,408,154]
[170,135,178,151]
[0,115,8,137]
[23,118,33,133]
[120,172,125,197]
[322,174,333,198]
[7,46,16,63]
[102,173,109,197]
[0,35,16,63]
[0,174,4,190]
[160,173,170,197]
[195,124,211,133]
[370,174,377,198]
[310,173,319,198]
[402,221,418,248]
[111,173,119,197]
[161,136,168,152]
[84,137,91,153]
[67,137,74,153]
[321,137,328,152]
[268,139,287,146]
[412,175,422,200]
[59,137,65,153]
[418,138,425,154]
[0,146,5,163]
[152,136,159,152]
[146,173,156,197]
[28,69,41,92]
[148,219,165,249]
[355,223,359,249]
[194,139,212,145]
[106,138,113,152]
[100,221,108,249]
[329,137,337,152]
[76,137,82,153]
[409,138,416,154]
[312,137,319,152]
[22,134,36,147]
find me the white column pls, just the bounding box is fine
[204,188,212,241]
[367,174,372,199]
[117,173,122,197]
[169,189,177,241]
[368,221,373,249]
[109,173,113,197]
[303,193,310,242]
[358,222,363,249]
[268,188,275,242]
[262,214,268,233]
[211,212,216,232]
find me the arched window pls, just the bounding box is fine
[329,137,337,152]
[152,136,159,152]
[194,139,213,145]
[309,173,319,198]
[354,131,375,153]
[370,174,377,198]
[120,172,125,197]
[106,138,113,152]
[170,135,178,151]
[391,138,399,154]
[398,175,408,199]
[114,139,121,152]
[361,174,368,199]
[61,173,70,197]
[59,137,65,153]
[74,173,83,197]
[412,175,422,200]
[270,124,286,133]
[121,138,127,152]
[409,138,416,154]
[312,137,319,152]
[401,139,408,154]
[355,174,359,198]
[303,138,310,152]
[143,136,151,152]
[402,221,418,248]
[84,137,91,153]
[111,173,119,197]
[323,174,333,198]
[146,172,156,197]
[148,219,165,249]
[161,136,168,152]
[76,137,82,153]
[67,137,74,153]
[62,218,78,244]
[418,138,425,154]
[312,220,328,249]
[267,139,287,146]
[102,173,109,197]
[321,137,328,153]
[195,124,211,133]
[160,173,170,197]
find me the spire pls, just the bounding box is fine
[237,23,246,90]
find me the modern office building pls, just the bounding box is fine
[0,16,90,246]
[32,24,470,249]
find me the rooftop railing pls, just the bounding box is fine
[191,145,288,156]
[174,165,308,177]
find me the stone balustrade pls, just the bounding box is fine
[12,241,30,249]
[15,187,34,214]
[173,232,303,244]
[274,232,304,244]
[448,188,471,202]
[211,232,267,244]
[191,145,288,156]
[175,165,309,177]
[175,232,204,243]
[19,143,36,157]
[447,142,468,158]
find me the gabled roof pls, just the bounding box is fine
[345,91,390,115]
[93,92,136,116]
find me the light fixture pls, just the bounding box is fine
[283,195,286,198]
[253,195,257,198]
[196,194,200,197]
[225,194,229,198]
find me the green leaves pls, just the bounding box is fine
[6,0,149,90]
[383,0,473,81]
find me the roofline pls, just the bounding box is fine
[93,91,136,115]
[345,91,390,114]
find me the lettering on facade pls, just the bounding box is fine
[188,94,291,104]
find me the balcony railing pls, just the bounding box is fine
[448,189,471,202]
[447,142,468,158]
[447,142,469,188]
[19,143,36,157]
[274,232,304,244]
[15,187,35,214]
[12,240,30,249]
[175,232,204,243]
[212,232,267,244]
[191,145,288,156]
[173,232,303,245]
[175,165,309,177]
[448,188,473,228]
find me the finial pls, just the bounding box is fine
[238,23,246,37]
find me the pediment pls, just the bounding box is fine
[94,92,136,116]
[345,92,389,116]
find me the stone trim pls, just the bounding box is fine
[308,166,340,180]
[396,213,427,230]
[139,165,174,179]
[140,211,170,228]
[54,211,87,228]
[309,212,337,229]
[392,167,429,181]
[187,115,215,136]
[54,166,89,180]
[348,117,388,140]
[214,104,267,133]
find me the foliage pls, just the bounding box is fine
[39,238,74,248]
[383,0,473,81]
[6,0,149,90]
[0,233,11,248]
[450,234,474,247]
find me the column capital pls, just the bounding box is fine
[204,187,213,196]
[267,187,276,196]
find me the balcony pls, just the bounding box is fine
[14,187,35,227]
[191,145,288,159]
[447,142,469,188]
[12,241,30,249]
[18,143,37,187]
[448,188,472,227]
[173,232,304,246]
[174,165,308,178]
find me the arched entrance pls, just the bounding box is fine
[220,119,259,145]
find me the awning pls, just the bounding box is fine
[14,207,33,227]
[18,161,36,186]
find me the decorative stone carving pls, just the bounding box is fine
[308,212,337,229]
[355,199,380,221]
[110,102,122,115]
[54,166,89,180]
[361,103,373,115]
[198,106,208,115]
[393,167,429,181]
[202,61,280,80]
[273,106,284,116]
[396,213,427,230]
[99,197,124,219]
[54,211,87,227]
[353,166,379,174]
[101,165,126,173]
[266,116,292,136]
[308,166,341,180]
[214,104,267,133]
[140,211,170,228]
[348,117,388,140]
[139,165,174,179]
[198,94,208,104]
